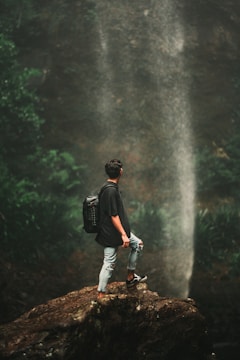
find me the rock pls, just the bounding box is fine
[0,282,214,360]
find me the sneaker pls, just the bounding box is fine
[126,273,147,288]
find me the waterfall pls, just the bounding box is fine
[94,0,195,298]
[149,0,195,298]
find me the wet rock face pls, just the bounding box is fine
[0,282,213,360]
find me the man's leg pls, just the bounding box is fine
[98,247,118,297]
[127,232,144,281]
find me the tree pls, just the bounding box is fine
[0,34,43,173]
[0,34,84,264]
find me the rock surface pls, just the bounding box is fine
[0,282,214,360]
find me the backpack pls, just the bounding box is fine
[82,184,115,233]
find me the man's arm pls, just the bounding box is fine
[111,215,130,248]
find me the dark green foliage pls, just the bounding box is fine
[229,252,240,276]
[0,35,85,264]
[0,0,40,49]
[195,145,239,197]
[0,34,43,173]
[0,152,83,264]
[130,202,176,249]
[129,201,168,249]
[194,121,240,274]
[194,205,240,272]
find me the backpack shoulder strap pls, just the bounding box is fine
[99,183,116,198]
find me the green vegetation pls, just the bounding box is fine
[0,34,85,264]
[129,201,165,249]
[195,136,240,197]
[0,34,43,170]
[194,205,240,270]
[193,124,240,276]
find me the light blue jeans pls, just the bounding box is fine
[97,232,143,293]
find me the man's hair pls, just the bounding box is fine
[105,159,123,179]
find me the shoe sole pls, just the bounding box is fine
[126,276,147,288]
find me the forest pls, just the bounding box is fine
[0,0,240,357]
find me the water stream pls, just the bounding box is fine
[95,0,195,298]
[149,0,195,298]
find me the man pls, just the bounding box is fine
[96,159,147,298]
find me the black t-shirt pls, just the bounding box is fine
[95,181,130,247]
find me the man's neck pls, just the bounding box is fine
[107,178,118,184]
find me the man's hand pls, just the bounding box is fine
[122,233,130,248]
[111,215,130,248]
